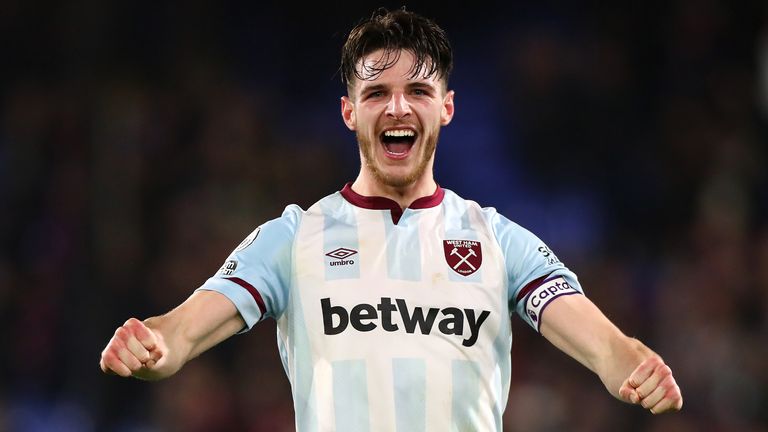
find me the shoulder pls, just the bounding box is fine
[309,191,350,217]
[441,188,527,238]
[440,188,491,220]
[254,204,304,238]
[268,190,345,231]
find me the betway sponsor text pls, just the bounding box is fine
[321,297,490,347]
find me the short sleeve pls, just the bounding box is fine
[196,205,302,331]
[487,210,584,332]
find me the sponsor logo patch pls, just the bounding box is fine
[525,277,579,332]
[537,245,561,265]
[528,309,538,323]
[325,247,357,266]
[219,260,237,275]
[443,240,482,276]
[235,227,261,252]
[321,297,490,347]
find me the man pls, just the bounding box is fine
[100,8,683,431]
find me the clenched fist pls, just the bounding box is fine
[619,356,683,414]
[100,318,165,380]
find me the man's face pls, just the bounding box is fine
[341,49,454,188]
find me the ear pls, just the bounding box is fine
[341,96,356,131]
[440,90,455,126]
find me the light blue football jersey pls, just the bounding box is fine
[197,183,583,432]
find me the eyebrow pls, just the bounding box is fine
[358,81,439,95]
[359,83,387,94]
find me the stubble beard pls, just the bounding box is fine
[357,127,439,189]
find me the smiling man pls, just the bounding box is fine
[343,47,452,202]
[100,8,682,431]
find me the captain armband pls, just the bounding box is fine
[523,276,580,333]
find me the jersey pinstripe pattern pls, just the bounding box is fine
[197,184,583,431]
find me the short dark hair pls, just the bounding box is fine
[341,7,453,93]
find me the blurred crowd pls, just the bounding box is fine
[1,1,767,431]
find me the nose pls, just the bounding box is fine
[385,92,411,119]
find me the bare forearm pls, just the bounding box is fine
[541,295,682,413]
[101,291,245,381]
[140,292,245,379]
[135,314,191,380]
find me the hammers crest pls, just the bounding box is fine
[443,240,483,276]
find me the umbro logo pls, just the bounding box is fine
[325,247,357,266]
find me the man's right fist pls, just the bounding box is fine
[100,318,163,379]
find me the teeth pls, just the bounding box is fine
[383,129,415,137]
[386,148,407,155]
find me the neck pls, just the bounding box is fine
[351,169,438,209]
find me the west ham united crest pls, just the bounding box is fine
[443,240,482,276]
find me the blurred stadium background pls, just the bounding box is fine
[2,1,767,431]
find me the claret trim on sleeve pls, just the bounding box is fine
[225,276,267,319]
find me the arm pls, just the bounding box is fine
[540,294,683,414]
[99,290,245,381]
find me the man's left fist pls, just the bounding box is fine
[619,356,683,414]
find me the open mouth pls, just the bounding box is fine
[380,129,417,158]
